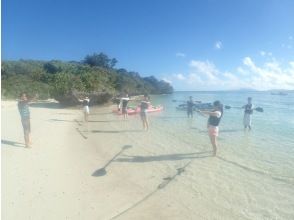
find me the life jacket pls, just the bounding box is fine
[244,104,253,114]
[208,110,223,126]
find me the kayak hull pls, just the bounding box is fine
[113,106,164,115]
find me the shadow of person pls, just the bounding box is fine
[1,139,25,148]
[92,145,132,177]
[91,130,143,134]
[115,151,212,163]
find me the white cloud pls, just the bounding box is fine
[176,52,186,57]
[260,51,266,56]
[162,78,172,84]
[189,60,219,80]
[167,57,294,91]
[214,41,223,50]
[173,73,186,80]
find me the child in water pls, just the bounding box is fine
[199,101,223,156]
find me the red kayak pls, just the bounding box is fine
[113,105,163,115]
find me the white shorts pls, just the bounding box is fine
[83,106,90,114]
[243,113,252,127]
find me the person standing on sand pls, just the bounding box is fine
[140,95,150,130]
[18,93,32,148]
[187,96,194,118]
[120,94,130,119]
[242,97,254,131]
[199,100,223,156]
[78,96,90,122]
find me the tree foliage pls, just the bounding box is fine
[1,53,173,105]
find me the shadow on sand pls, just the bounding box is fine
[91,130,143,134]
[1,139,25,148]
[115,151,212,163]
[30,102,64,109]
[191,127,242,133]
[92,145,132,177]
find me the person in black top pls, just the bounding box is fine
[120,94,130,119]
[18,93,32,148]
[187,96,194,118]
[199,101,223,156]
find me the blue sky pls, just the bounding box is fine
[2,0,294,90]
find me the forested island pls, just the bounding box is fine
[1,53,173,105]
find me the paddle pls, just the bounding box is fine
[172,99,202,103]
[225,105,264,112]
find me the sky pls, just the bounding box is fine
[2,0,294,90]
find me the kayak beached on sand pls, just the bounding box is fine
[113,105,164,115]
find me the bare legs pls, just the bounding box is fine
[209,135,217,156]
[24,132,32,148]
[141,114,149,131]
[123,113,128,119]
[84,112,89,122]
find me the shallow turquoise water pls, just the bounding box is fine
[148,91,294,177]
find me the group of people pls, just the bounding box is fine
[17,92,255,156]
[116,94,151,130]
[186,97,255,156]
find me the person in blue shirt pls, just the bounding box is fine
[18,93,32,148]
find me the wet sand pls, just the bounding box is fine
[2,100,294,220]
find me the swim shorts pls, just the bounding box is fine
[21,118,31,135]
[208,125,219,137]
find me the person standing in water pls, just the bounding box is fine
[187,96,194,118]
[120,94,130,119]
[18,93,32,148]
[199,101,223,156]
[243,97,254,131]
[140,95,150,130]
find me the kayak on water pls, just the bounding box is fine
[113,105,164,115]
[176,103,213,111]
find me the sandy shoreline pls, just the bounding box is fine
[2,100,294,220]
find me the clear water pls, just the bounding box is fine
[91,91,294,219]
[148,91,294,178]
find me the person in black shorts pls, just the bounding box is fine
[18,93,32,148]
[120,94,130,119]
[187,96,194,118]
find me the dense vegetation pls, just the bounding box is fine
[1,53,173,105]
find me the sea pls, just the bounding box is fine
[149,91,294,177]
[96,90,294,219]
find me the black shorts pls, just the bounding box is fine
[187,109,193,115]
[140,111,147,119]
[21,118,31,135]
[122,107,128,114]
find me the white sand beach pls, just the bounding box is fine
[2,100,294,220]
